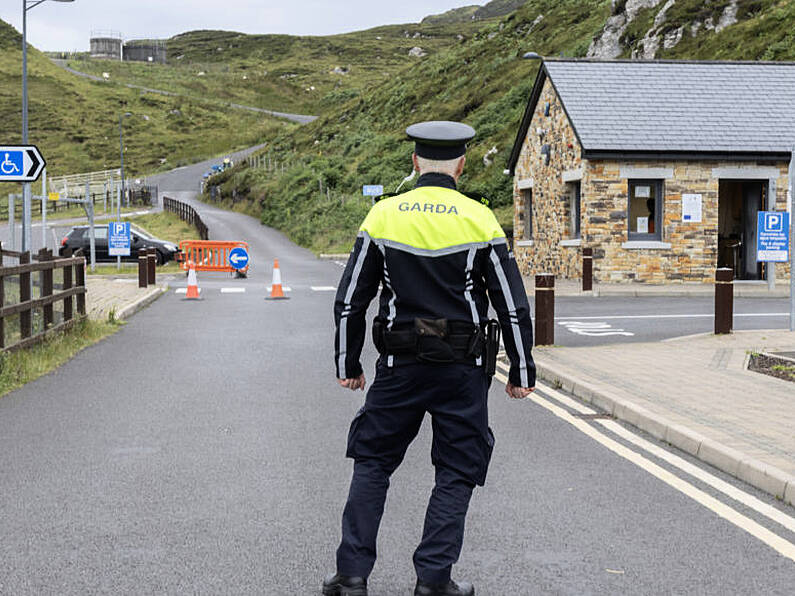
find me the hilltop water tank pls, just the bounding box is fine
[90,35,122,60]
[123,40,167,64]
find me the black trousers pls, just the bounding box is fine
[336,362,494,584]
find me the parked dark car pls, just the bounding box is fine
[59,225,180,265]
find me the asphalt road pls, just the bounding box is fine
[0,159,793,594]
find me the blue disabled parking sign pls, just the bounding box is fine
[757,211,790,262]
[229,247,249,270]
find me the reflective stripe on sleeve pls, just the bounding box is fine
[489,249,529,387]
[337,232,371,377]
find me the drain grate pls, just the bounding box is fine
[573,413,613,420]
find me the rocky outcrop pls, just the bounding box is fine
[588,0,666,58]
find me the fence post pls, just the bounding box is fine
[63,260,73,322]
[138,248,148,288]
[75,258,86,317]
[39,248,54,330]
[582,247,593,292]
[147,247,156,285]
[20,252,32,340]
[535,273,555,346]
[715,267,734,335]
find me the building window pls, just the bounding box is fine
[521,188,533,240]
[628,180,663,240]
[567,181,581,239]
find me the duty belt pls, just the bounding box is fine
[372,317,500,375]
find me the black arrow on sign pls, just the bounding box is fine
[26,148,42,178]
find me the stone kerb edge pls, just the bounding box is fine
[535,359,794,506]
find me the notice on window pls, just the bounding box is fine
[636,217,649,234]
[635,185,651,198]
[682,193,702,223]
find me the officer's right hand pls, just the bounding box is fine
[506,382,534,400]
[338,374,367,392]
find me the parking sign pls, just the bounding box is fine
[109,222,131,257]
[757,212,790,262]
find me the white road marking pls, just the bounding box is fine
[559,321,634,337]
[113,279,138,284]
[493,368,795,562]
[311,286,337,292]
[534,380,795,535]
[555,313,788,321]
[221,288,246,294]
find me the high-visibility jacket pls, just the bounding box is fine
[334,173,535,388]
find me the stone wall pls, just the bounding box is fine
[512,78,584,279]
[512,77,792,284]
[586,160,791,283]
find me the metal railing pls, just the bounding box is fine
[163,196,209,240]
[0,245,87,351]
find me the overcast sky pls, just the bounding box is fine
[1,1,489,51]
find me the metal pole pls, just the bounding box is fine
[119,114,126,213]
[21,0,31,254]
[116,179,121,271]
[41,166,47,249]
[789,146,794,332]
[86,181,95,272]
[9,194,16,251]
[767,178,776,291]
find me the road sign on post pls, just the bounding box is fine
[228,247,249,270]
[0,145,45,182]
[363,185,384,196]
[756,211,790,263]
[109,222,131,257]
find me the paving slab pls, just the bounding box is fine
[86,276,166,321]
[533,330,795,505]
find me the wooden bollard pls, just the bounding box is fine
[535,273,555,346]
[714,268,733,335]
[582,247,593,292]
[138,248,148,288]
[146,247,156,285]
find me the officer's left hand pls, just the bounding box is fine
[338,374,367,392]
[506,382,534,399]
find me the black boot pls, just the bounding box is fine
[414,579,474,596]
[322,573,368,596]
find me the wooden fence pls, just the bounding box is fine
[163,196,209,240]
[0,246,87,351]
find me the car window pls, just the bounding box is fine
[92,227,109,240]
[131,225,153,240]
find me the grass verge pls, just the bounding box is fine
[0,318,122,399]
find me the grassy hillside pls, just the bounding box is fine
[0,18,289,196]
[68,21,485,116]
[203,0,795,255]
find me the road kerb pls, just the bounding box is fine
[535,358,795,506]
[116,285,168,321]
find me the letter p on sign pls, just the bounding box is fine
[764,213,783,232]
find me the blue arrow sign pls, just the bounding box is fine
[229,247,249,270]
[0,145,46,182]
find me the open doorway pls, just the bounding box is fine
[718,180,767,280]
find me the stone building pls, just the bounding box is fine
[507,59,794,284]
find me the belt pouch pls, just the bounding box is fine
[415,318,456,363]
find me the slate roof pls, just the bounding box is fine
[508,60,795,173]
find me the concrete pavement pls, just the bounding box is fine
[0,157,793,594]
[86,276,168,322]
[533,329,795,505]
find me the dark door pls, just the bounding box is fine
[740,181,764,280]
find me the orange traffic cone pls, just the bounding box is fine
[266,259,290,300]
[185,265,201,300]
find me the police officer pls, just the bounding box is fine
[323,121,535,596]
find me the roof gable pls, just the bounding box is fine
[508,60,795,173]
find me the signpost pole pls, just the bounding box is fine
[8,194,15,251]
[789,146,794,332]
[21,0,30,253]
[86,181,95,272]
[41,166,47,249]
[116,179,121,270]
